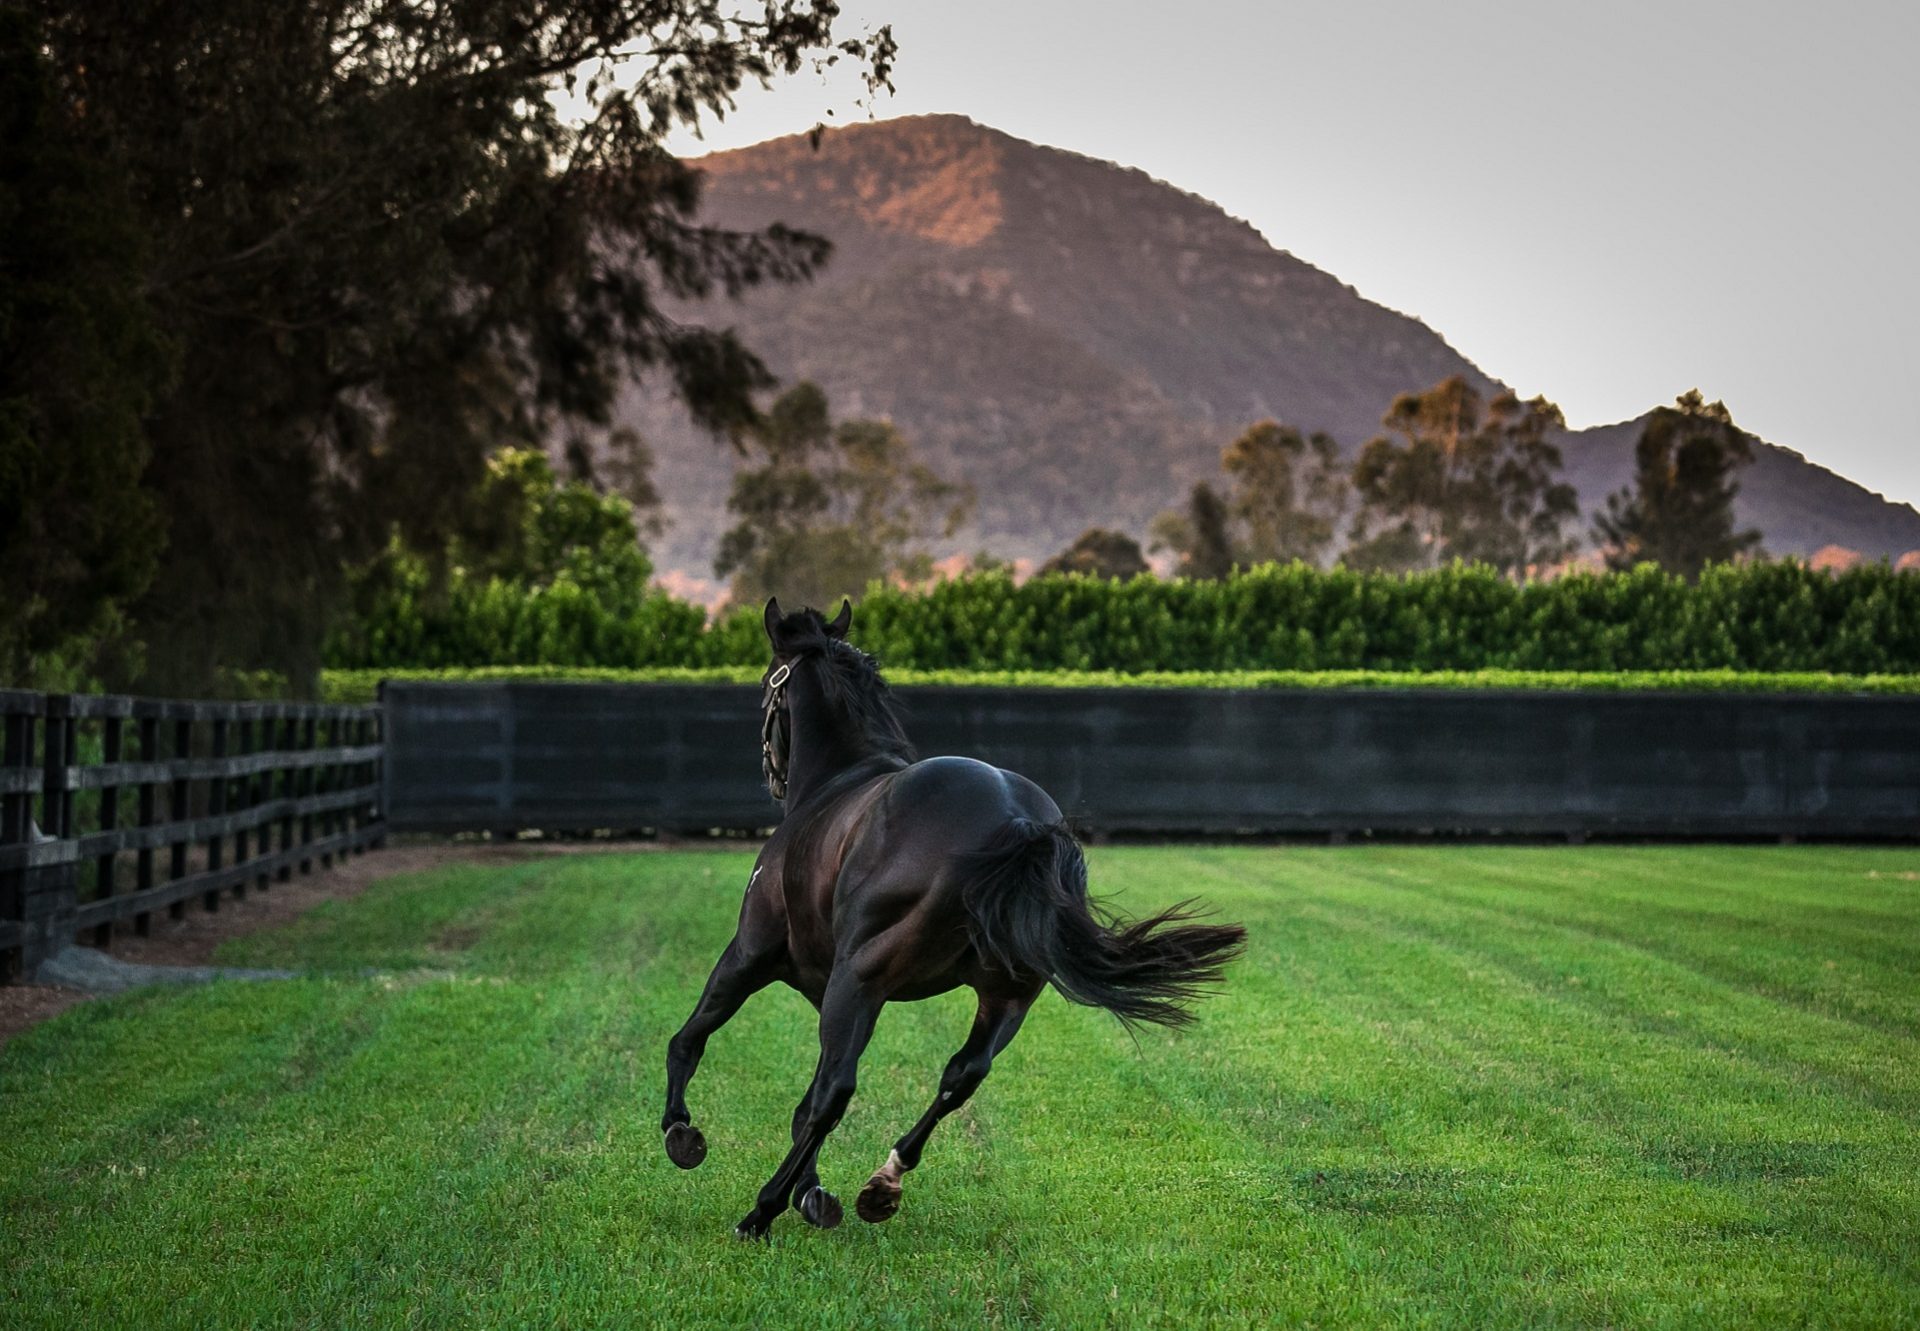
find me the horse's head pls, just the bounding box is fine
[759,598,852,801]
[762,596,852,663]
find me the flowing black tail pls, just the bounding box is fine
[960,819,1247,1029]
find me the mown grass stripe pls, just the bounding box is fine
[3,845,1917,1329]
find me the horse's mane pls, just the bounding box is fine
[778,612,915,764]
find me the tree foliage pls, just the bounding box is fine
[20,0,895,692]
[1222,422,1350,565]
[1039,528,1150,580]
[327,448,694,669]
[1151,482,1236,580]
[0,14,171,687]
[714,382,972,609]
[1593,390,1762,580]
[1347,377,1577,576]
[434,448,655,606]
[1152,422,1349,577]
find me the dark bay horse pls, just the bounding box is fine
[662,599,1246,1239]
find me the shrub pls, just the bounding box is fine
[324,559,1920,675]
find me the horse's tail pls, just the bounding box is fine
[960,819,1247,1029]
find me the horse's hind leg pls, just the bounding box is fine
[662,935,779,1169]
[858,989,1034,1223]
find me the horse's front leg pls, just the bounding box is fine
[662,935,779,1169]
[857,989,1034,1223]
[786,1088,843,1229]
[734,969,882,1239]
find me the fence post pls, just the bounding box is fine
[319,713,336,869]
[344,714,360,854]
[21,696,79,976]
[1,700,34,983]
[299,715,316,874]
[254,709,272,892]
[277,715,295,882]
[134,714,158,937]
[92,714,122,946]
[233,715,253,901]
[203,717,227,912]
[375,685,390,850]
[168,717,190,920]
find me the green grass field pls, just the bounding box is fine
[4,845,1917,1329]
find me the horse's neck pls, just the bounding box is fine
[783,666,884,809]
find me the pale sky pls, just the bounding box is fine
[663,1,1920,508]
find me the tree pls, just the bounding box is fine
[1039,529,1150,579]
[714,382,971,609]
[449,448,657,605]
[1151,420,1350,577]
[1221,421,1350,565]
[330,446,667,665]
[21,1,896,692]
[0,15,171,687]
[1347,377,1577,576]
[1592,390,1762,580]
[1150,481,1236,580]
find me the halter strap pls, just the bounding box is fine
[761,663,793,801]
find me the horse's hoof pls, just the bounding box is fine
[734,1213,773,1242]
[797,1185,843,1230]
[855,1173,901,1223]
[664,1122,707,1170]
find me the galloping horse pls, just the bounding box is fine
[661,599,1246,1239]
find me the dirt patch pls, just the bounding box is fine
[432,922,488,952]
[102,842,527,968]
[1,837,763,1049]
[0,983,88,1049]
[2,841,502,1049]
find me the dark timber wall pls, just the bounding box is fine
[383,682,1920,839]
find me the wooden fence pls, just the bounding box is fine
[0,691,385,982]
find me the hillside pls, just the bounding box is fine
[618,114,1920,580]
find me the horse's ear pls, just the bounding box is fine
[763,597,783,643]
[826,599,852,639]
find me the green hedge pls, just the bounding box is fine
[327,574,712,670]
[321,666,1920,705]
[843,562,1920,673]
[325,560,1920,676]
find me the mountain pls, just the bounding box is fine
[619,114,1920,581]
[1554,418,1920,560]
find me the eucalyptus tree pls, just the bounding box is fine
[1347,376,1577,576]
[715,382,971,609]
[1152,420,1349,578]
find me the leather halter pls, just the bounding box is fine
[760,661,792,801]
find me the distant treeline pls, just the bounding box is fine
[326,561,1920,675]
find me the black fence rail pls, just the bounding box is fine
[1,691,385,982]
[382,682,1920,841]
